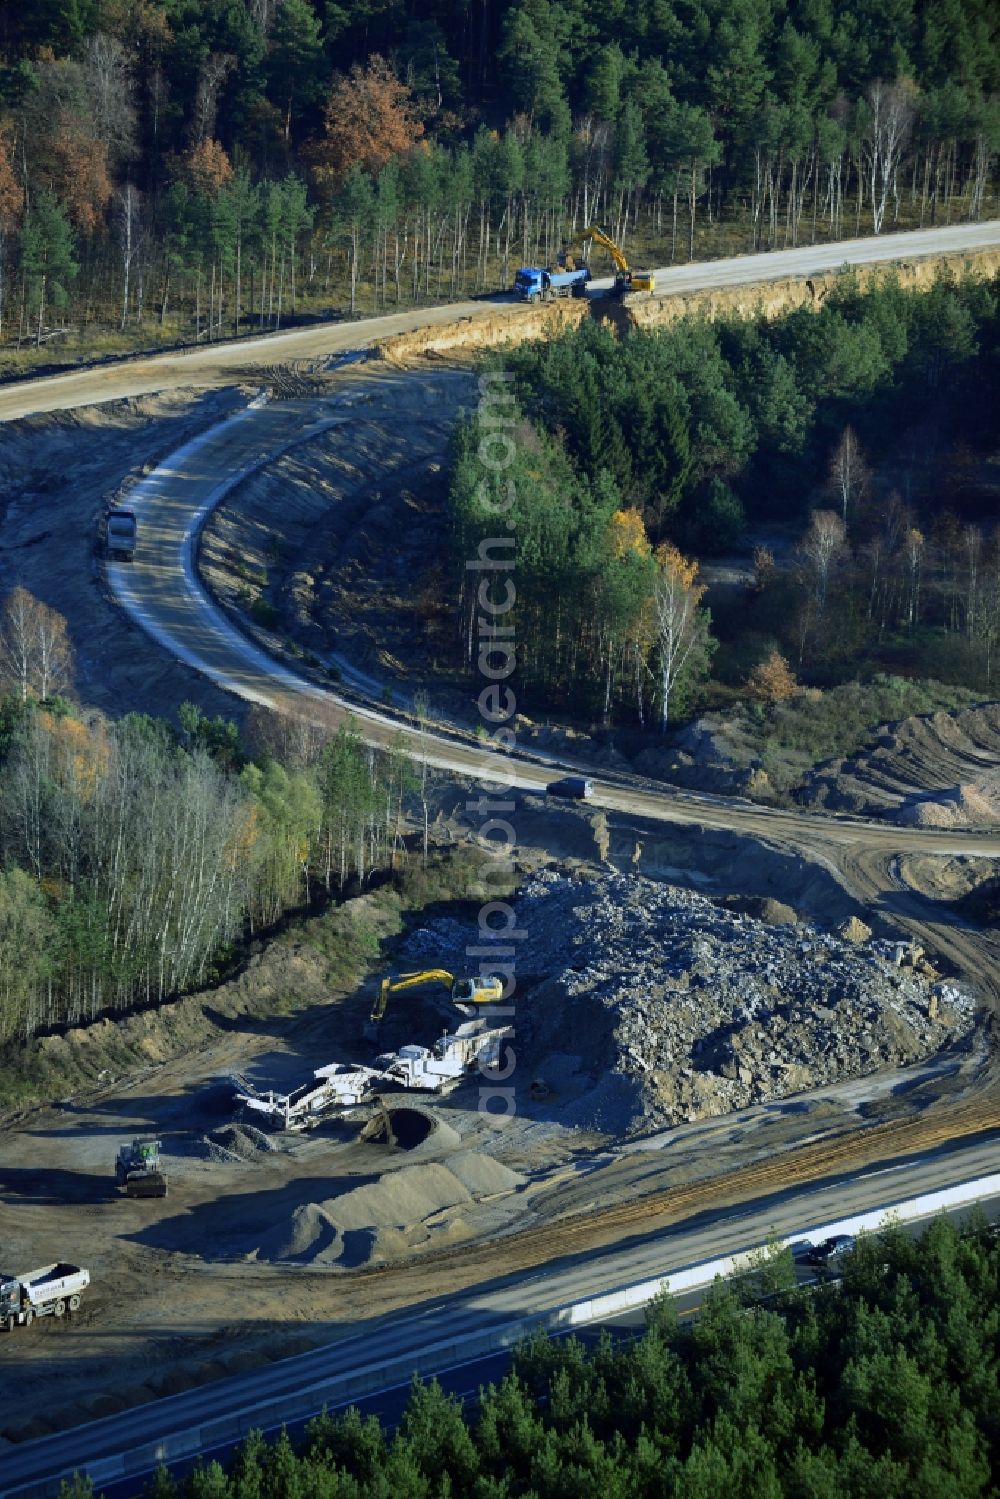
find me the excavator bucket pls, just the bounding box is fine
[125,1171,168,1199]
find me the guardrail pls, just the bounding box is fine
[19,1169,999,1499]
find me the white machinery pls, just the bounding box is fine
[1,1264,90,1331]
[376,1021,511,1091]
[235,1063,388,1132]
[233,1021,512,1129]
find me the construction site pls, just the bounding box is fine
[1,780,997,1444]
[0,229,999,1462]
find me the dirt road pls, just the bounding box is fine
[0,220,997,420]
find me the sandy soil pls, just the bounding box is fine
[801,703,1000,824]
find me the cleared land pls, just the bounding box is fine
[1,821,996,1443]
[1,223,1000,1445]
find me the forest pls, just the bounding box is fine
[58,1213,1000,1498]
[0,0,996,354]
[0,585,421,1046]
[449,269,1000,726]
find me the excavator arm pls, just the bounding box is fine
[559,224,654,295]
[369,969,505,1025]
[370,969,455,1025]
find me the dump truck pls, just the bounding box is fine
[116,1138,168,1198]
[1,1264,89,1330]
[513,265,591,302]
[103,507,138,560]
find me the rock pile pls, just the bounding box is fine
[202,1123,276,1163]
[472,871,976,1135]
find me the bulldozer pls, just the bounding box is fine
[115,1138,168,1199]
[367,969,505,1038]
[559,224,655,297]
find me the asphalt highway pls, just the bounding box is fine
[3,1137,997,1497]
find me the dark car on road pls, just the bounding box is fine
[803,1234,855,1267]
[545,776,595,800]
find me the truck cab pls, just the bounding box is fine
[104,508,138,561]
[514,267,546,301]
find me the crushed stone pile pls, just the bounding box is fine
[203,1123,277,1164]
[434,870,975,1136]
[253,1152,524,1266]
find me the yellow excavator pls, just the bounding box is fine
[369,969,505,1028]
[560,224,655,297]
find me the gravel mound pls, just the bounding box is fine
[253,1154,524,1266]
[204,1123,276,1163]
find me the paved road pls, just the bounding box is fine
[3,1137,997,1497]
[0,220,997,420]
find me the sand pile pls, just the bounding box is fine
[898,778,1000,828]
[254,1152,523,1267]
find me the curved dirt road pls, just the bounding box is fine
[108,391,1000,855]
[99,379,1000,1022]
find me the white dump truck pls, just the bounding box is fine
[1,1263,90,1330]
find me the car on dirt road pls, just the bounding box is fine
[546,776,595,800]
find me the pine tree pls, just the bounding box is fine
[19,188,79,347]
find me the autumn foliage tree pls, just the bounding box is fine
[177,138,234,197]
[652,543,714,728]
[748,649,798,703]
[0,134,23,336]
[314,57,424,186]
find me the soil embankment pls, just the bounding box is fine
[198,366,472,703]
[800,702,1000,823]
[372,246,1000,364]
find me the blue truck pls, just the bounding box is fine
[513,265,591,302]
